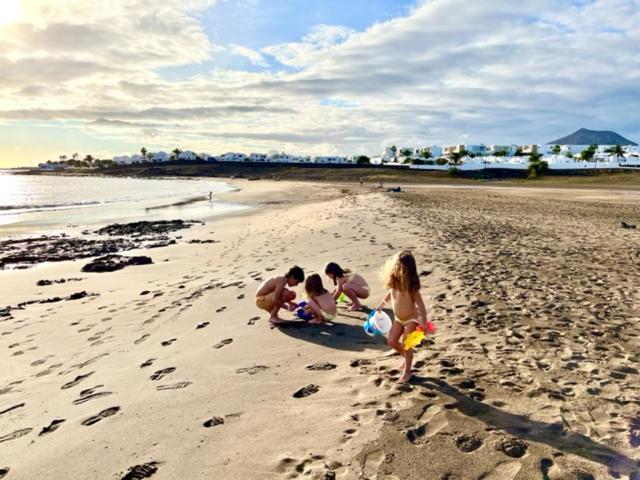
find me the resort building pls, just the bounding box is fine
[520,145,539,155]
[444,145,466,155]
[249,153,268,162]
[151,152,171,162]
[178,151,197,161]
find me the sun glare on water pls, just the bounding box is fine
[0,0,22,27]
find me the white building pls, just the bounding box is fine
[218,152,247,162]
[151,152,171,162]
[381,147,396,162]
[178,151,197,161]
[487,144,517,155]
[426,145,443,157]
[313,156,348,164]
[249,153,268,162]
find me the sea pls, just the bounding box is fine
[0,171,247,237]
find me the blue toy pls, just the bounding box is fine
[363,310,392,337]
[295,301,314,321]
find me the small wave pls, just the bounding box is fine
[0,200,102,212]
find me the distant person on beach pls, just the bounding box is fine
[303,273,337,324]
[324,262,369,311]
[377,251,429,383]
[256,266,304,324]
[208,191,213,201]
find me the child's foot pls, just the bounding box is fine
[308,319,324,325]
[269,317,286,325]
[348,303,362,311]
[398,371,412,383]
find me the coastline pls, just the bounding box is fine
[1,180,639,479]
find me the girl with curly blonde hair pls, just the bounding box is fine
[377,250,429,383]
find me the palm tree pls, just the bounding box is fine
[141,147,147,160]
[606,145,625,161]
[551,145,561,155]
[172,148,182,161]
[449,151,464,166]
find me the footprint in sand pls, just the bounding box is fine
[247,316,260,326]
[455,434,483,453]
[496,438,528,458]
[156,382,191,391]
[120,461,162,480]
[61,372,94,390]
[479,461,521,480]
[236,366,269,375]
[150,368,176,381]
[203,417,224,428]
[0,468,9,479]
[216,306,227,313]
[361,450,385,479]
[134,334,150,345]
[293,385,319,398]
[214,338,233,349]
[140,359,155,368]
[39,419,65,436]
[195,322,209,329]
[0,428,33,443]
[160,338,176,346]
[306,363,337,371]
[73,389,113,405]
[82,407,120,426]
[0,403,25,416]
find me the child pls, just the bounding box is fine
[324,262,369,311]
[377,251,428,383]
[304,273,337,324]
[255,266,304,324]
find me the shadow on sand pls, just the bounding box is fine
[413,376,640,477]
[275,310,387,353]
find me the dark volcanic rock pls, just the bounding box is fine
[0,236,135,269]
[82,255,153,273]
[95,220,196,237]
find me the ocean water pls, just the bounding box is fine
[0,171,247,236]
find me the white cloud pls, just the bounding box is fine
[228,44,268,67]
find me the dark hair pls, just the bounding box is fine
[285,265,305,283]
[324,262,349,285]
[305,273,327,298]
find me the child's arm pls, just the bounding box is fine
[272,278,286,308]
[414,291,428,329]
[332,278,344,300]
[376,290,392,311]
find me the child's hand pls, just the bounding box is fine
[287,303,297,312]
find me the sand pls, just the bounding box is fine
[1,180,639,480]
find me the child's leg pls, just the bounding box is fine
[387,321,405,355]
[268,301,284,324]
[399,322,418,383]
[342,283,368,310]
[306,298,324,324]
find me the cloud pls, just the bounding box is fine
[1,0,640,163]
[228,44,268,66]
[262,24,355,68]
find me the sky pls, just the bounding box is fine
[0,0,639,166]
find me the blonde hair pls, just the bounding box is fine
[379,250,420,293]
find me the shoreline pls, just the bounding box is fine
[18,163,640,191]
[1,180,639,479]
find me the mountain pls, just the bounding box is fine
[547,128,637,146]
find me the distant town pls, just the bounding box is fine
[38,129,640,174]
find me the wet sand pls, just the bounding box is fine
[1,180,639,479]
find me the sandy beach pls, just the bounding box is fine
[1,180,640,480]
